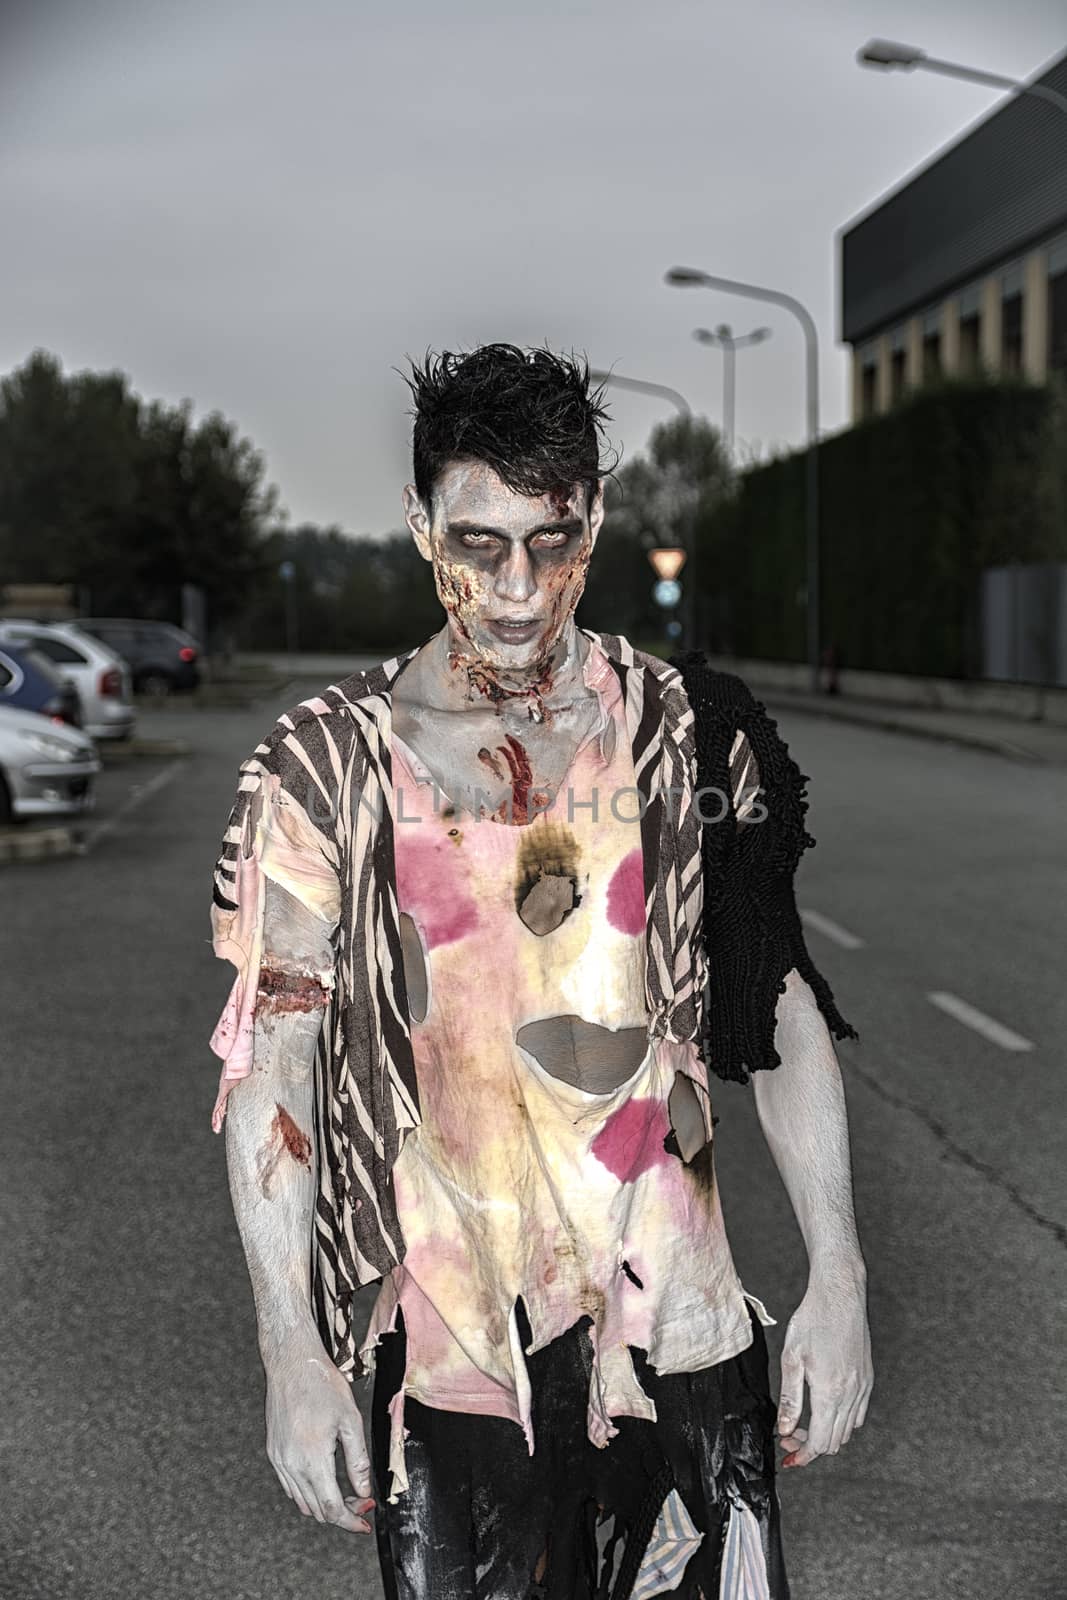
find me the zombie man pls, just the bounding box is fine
[208,344,873,1600]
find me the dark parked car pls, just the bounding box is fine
[0,641,82,727]
[76,619,203,696]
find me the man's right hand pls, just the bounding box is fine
[264,1329,376,1534]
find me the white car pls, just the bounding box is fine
[0,703,100,821]
[0,620,136,740]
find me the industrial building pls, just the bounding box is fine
[839,47,1067,419]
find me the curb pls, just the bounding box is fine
[0,825,80,865]
[99,738,192,764]
[133,680,290,711]
[760,693,1055,764]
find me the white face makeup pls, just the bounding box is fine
[403,461,603,701]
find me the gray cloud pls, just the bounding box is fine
[3,0,1064,532]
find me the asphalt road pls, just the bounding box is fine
[1,681,1064,1600]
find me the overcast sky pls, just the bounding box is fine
[3,0,1065,534]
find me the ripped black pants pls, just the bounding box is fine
[370,1300,790,1600]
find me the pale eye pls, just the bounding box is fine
[533,530,570,548]
[459,531,494,547]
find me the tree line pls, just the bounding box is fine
[0,349,733,653]
[5,348,1060,675]
[0,351,276,632]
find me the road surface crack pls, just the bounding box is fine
[847,1059,1067,1251]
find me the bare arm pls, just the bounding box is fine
[223,879,375,1534]
[752,968,874,1467]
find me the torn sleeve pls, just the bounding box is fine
[671,654,859,1086]
[208,757,341,1130]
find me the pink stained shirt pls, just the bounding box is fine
[362,640,773,1502]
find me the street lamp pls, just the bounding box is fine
[692,324,771,454]
[589,369,691,420]
[589,368,697,646]
[667,267,822,692]
[857,40,1067,116]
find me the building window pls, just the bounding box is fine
[890,346,907,401]
[861,363,877,417]
[957,282,982,376]
[1002,292,1023,375]
[921,308,941,384]
[1050,268,1067,380]
[959,311,982,374]
[923,331,941,381]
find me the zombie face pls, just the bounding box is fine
[403,461,603,690]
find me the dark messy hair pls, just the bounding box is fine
[404,343,615,510]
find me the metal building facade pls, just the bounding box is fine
[839,48,1067,386]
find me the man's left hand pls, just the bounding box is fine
[775,1272,873,1468]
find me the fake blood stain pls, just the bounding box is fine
[257,1103,312,1196]
[590,1099,672,1183]
[498,735,534,822]
[256,968,329,1014]
[478,746,505,782]
[274,1104,311,1167]
[395,834,480,947]
[606,848,645,936]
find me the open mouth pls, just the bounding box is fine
[487,617,542,645]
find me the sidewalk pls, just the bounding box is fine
[756,687,1067,765]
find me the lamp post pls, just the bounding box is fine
[589,368,697,648]
[692,324,771,455]
[589,370,691,420]
[666,267,822,692]
[857,40,1067,116]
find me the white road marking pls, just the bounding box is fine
[799,908,866,949]
[78,758,188,853]
[926,991,1035,1052]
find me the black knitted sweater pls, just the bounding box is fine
[669,650,859,1085]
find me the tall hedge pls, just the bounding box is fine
[699,378,1066,677]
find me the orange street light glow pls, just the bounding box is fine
[648,547,687,581]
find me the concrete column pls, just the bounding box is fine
[941,297,961,375]
[1023,248,1049,382]
[875,333,892,414]
[850,347,864,421]
[980,275,1003,374]
[905,316,923,388]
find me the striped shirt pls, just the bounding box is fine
[208,629,805,1376]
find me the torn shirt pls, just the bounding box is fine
[361,639,773,1505]
[207,630,856,1378]
[209,769,339,1130]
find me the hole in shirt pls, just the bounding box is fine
[621,1258,644,1290]
[516,1015,648,1092]
[399,913,429,1023]
[518,870,578,935]
[514,824,581,936]
[665,1070,710,1163]
[243,786,265,858]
